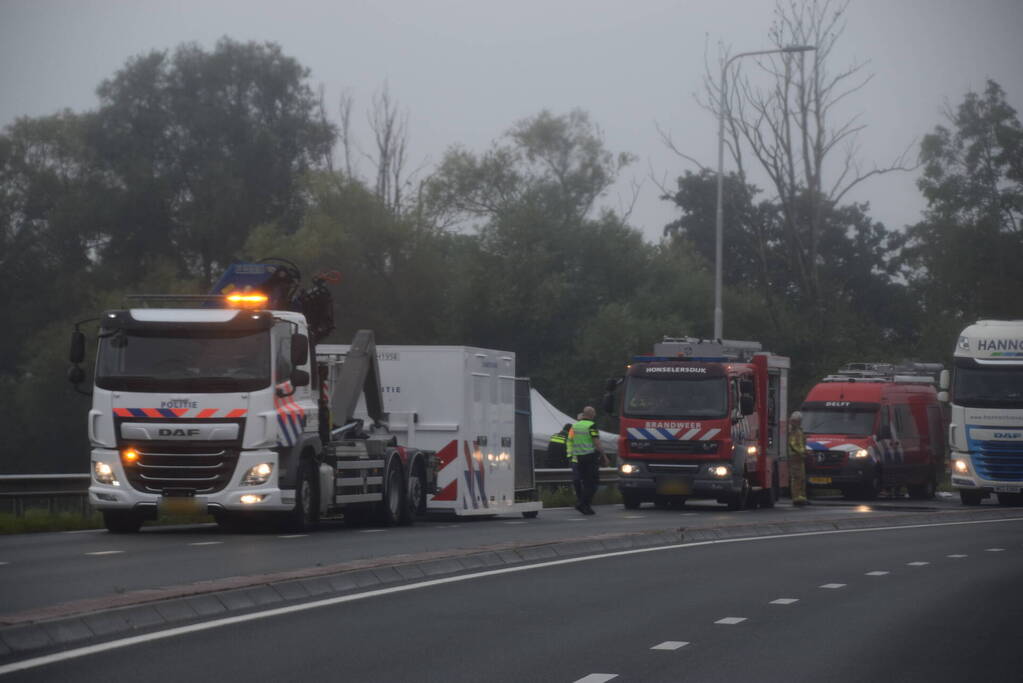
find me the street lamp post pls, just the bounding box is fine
[713,44,815,340]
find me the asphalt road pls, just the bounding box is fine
[4,516,1021,682]
[0,494,980,616]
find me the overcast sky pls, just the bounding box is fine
[2,0,1021,242]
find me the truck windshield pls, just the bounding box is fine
[96,328,270,393]
[801,408,877,436]
[953,365,1023,408]
[623,376,727,418]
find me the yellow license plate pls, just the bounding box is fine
[159,496,204,516]
[656,478,692,495]
[808,476,832,485]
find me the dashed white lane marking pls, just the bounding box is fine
[566,518,587,522]
[0,562,9,566]
[907,561,930,566]
[865,571,890,576]
[358,529,386,534]
[188,541,223,546]
[574,675,618,683]
[770,598,798,605]
[651,641,690,650]
[8,516,1022,677]
[715,617,747,625]
[436,524,459,528]
[948,554,968,558]
[985,548,1005,552]
[504,521,526,525]
[85,551,124,556]
[623,515,645,519]
[278,534,308,539]
[819,583,846,589]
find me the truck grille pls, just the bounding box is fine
[124,447,238,494]
[628,440,719,455]
[974,441,1023,482]
[809,450,845,467]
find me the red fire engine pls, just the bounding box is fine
[605,337,790,510]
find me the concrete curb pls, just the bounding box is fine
[2,507,1020,662]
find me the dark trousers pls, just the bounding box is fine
[573,452,600,507]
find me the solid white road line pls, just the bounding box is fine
[865,571,889,576]
[85,551,123,556]
[907,561,930,566]
[651,641,690,650]
[5,516,1022,676]
[819,583,846,589]
[770,598,798,605]
[574,675,618,683]
[715,617,747,625]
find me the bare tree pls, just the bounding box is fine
[696,0,915,328]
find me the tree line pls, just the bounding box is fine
[1,30,1020,473]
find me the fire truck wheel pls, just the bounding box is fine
[859,470,882,500]
[102,510,144,533]
[285,461,320,532]
[522,510,539,518]
[996,492,1023,506]
[758,469,778,508]
[400,461,426,525]
[622,491,643,510]
[959,490,983,506]
[653,495,671,510]
[375,456,404,526]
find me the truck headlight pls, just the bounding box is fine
[242,462,274,486]
[93,461,120,486]
[953,459,969,474]
[620,463,641,475]
[852,448,870,459]
[710,465,731,478]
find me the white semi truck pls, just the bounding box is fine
[69,261,539,532]
[947,320,1023,505]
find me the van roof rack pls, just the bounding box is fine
[821,361,943,385]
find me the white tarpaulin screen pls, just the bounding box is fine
[530,388,617,454]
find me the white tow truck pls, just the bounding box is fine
[69,260,538,532]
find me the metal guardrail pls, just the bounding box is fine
[0,474,91,517]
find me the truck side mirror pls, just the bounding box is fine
[877,425,893,441]
[740,394,755,416]
[605,377,619,392]
[291,334,309,366]
[740,379,754,396]
[290,368,310,388]
[67,365,85,385]
[939,369,950,391]
[69,330,85,364]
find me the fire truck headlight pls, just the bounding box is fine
[93,461,120,486]
[620,463,641,475]
[852,448,870,459]
[710,465,731,478]
[242,462,274,486]
[953,459,969,474]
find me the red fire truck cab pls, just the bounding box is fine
[605,337,790,510]
[800,363,946,499]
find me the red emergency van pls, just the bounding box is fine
[799,363,946,499]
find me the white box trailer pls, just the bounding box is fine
[317,345,542,517]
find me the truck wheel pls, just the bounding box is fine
[758,481,777,508]
[285,461,320,532]
[859,470,882,500]
[522,510,539,519]
[400,462,426,526]
[103,510,143,533]
[960,490,983,506]
[622,491,643,510]
[908,478,936,500]
[997,492,1023,507]
[375,456,404,526]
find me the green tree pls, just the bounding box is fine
[903,79,1023,356]
[94,38,336,285]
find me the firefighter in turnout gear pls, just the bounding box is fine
[789,411,809,506]
[568,406,607,515]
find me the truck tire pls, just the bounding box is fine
[284,461,320,532]
[622,491,643,510]
[758,467,778,508]
[400,461,426,526]
[726,480,749,511]
[960,489,983,506]
[997,492,1023,506]
[859,470,882,500]
[522,510,539,519]
[103,510,143,533]
[374,455,404,526]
